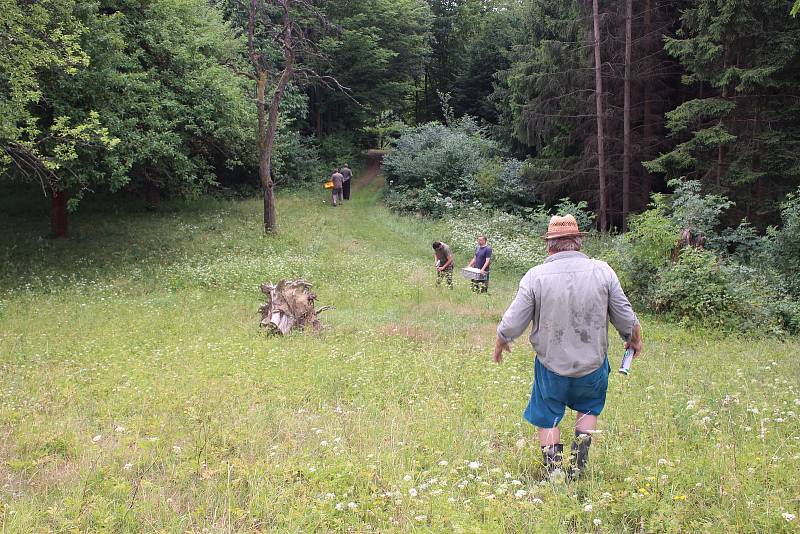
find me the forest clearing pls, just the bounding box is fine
[1,177,798,532]
[4,0,800,531]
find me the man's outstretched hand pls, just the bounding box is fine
[493,336,511,363]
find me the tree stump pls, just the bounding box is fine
[258,279,332,335]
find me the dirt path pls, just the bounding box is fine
[353,150,388,192]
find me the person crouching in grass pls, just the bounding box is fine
[493,215,643,479]
[432,241,454,288]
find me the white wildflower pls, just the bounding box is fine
[92,435,102,443]
[414,515,427,522]
[583,504,593,513]
[782,512,796,522]
[335,503,345,511]
[114,426,125,433]
[408,488,418,497]
[593,518,602,526]
[468,461,481,470]
[514,489,528,499]
[532,497,543,504]
[123,463,133,471]
[347,502,357,510]
[438,460,448,467]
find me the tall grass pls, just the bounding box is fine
[0,181,798,532]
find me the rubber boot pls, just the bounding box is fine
[541,444,564,476]
[569,431,592,479]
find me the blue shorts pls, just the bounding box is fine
[524,356,611,428]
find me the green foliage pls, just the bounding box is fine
[318,132,358,170]
[383,120,493,207]
[662,99,737,136]
[652,248,742,329]
[622,194,681,295]
[668,179,734,238]
[1,0,259,211]
[764,188,800,297]
[651,248,799,333]
[0,0,118,193]
[315,0,432,133]
[650,0,800,215]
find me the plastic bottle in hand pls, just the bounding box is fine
[619,348,635,375]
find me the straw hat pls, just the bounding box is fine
[543,214,587,240]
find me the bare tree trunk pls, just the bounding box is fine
[640,0,653,206]
[315,85,323,137]
[622,0,632,231]
[50,190,68,238]
[255,71,276,233]
[592,0,607,232]
[249,0,296,234]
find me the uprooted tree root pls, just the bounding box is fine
[258,279,333,335]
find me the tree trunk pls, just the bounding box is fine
[50,190,68,238]
[622,0,632,231]
[640,0,653,206]
[145,183,161,211]
[259,279,331,335]
[315,85,323,137]
[592,0,607,232]
[255,71,276,233]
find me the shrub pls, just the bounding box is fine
[622,194,682,297]
[650,248,798,333]
[383,119,529,214]
[765,188,800,297]
[667,178,734,249]
[383,122,489,201]
[651,248,742,329]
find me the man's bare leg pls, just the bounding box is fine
[538,427,560,447]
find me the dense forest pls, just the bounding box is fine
[2,0,800,234]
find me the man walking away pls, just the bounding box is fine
[330,168,344,207]
[466,234,492,293]
[493,215,643,480]
[341,163,353,200]
[432,241,454,288]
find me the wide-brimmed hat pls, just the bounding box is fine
[542,214,587,240]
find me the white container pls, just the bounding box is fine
[461,267,488,281]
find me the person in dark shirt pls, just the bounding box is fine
[466,234,492,293]
[341,163,353,200]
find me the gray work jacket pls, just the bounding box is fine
[496,251,638,377]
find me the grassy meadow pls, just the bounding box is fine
[0,177,799,533]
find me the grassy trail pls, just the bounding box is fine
[0,170,798,533]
